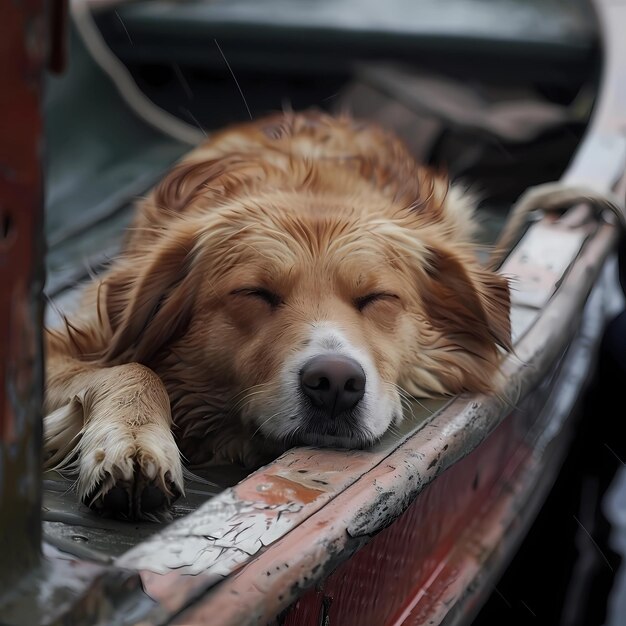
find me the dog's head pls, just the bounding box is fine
[101,158,511,454]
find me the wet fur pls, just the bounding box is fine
[44,111,511,517]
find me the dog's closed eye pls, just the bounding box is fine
[354,292,399,312]
[230,287,283,308]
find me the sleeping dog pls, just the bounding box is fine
[44,111,511,519]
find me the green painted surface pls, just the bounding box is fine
[43,27,188,294]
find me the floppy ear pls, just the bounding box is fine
[100,224,200,365]
[150,155,258,215]
[153,159,230,213]
[422,247,512,353]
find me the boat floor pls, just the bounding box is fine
[42,466,248,559]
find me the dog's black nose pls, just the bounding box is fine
[300,355,366,418]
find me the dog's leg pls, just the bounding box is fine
[44,355,184,520]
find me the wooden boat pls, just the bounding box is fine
[1,0,625,624]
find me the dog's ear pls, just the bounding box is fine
[422,247,512,353]
[100,223,199,364]
[150,156,255,214]
[153,159,227,213]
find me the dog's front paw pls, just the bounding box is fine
[78,428,184,521]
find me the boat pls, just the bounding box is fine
[1,0,624,624]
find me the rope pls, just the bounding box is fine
[70,0,205,146]
[490,182,626,269]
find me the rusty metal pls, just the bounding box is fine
[0,0,47,583]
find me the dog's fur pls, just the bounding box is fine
[44,111,511,518]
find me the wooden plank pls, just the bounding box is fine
[115,401,440,578]
[0,0,46,584]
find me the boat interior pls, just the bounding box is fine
[42,0,599,562]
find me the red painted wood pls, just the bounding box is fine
[0,0,45,439]
[0,0,47,580]
[283,415,530,626]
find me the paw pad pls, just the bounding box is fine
[83,471,181,521]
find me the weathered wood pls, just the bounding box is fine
[0,0,47,583]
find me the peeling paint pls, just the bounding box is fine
[117,489,304,575]
[253,475,326,505]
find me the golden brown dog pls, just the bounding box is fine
[43,111,511,519]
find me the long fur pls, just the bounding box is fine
[43,111,511,517]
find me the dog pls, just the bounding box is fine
[43,111,511,520]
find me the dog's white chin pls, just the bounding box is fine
[295,430,379,449]
[253,403,397,450]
